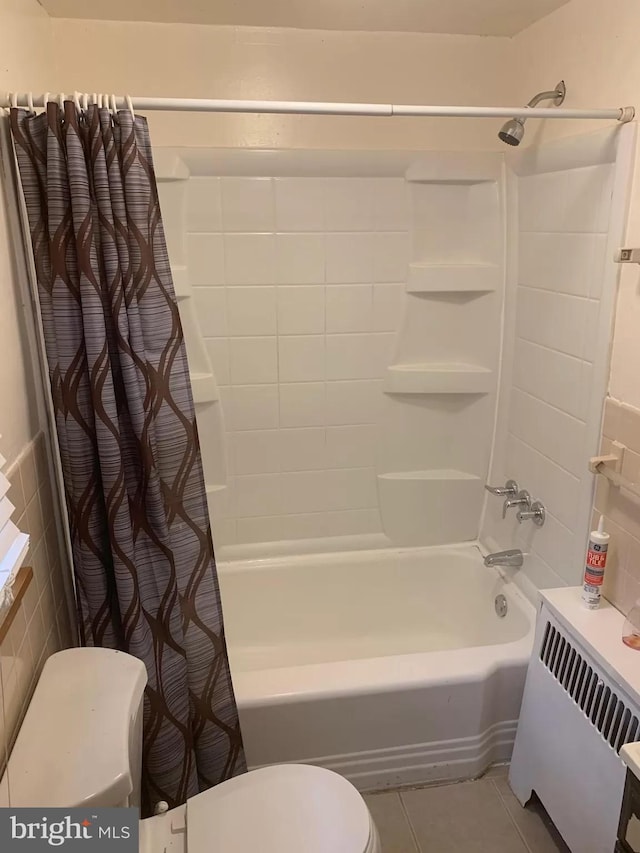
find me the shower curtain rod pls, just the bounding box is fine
[1,93,635,122]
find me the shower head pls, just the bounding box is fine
[498,118,525,146]
[498,80,566,147]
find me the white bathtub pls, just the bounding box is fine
[218,544,535,791]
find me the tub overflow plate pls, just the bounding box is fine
[495,594,508,618]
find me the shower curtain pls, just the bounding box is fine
[10,102,245,814]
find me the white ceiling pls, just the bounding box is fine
[38,0,569,37]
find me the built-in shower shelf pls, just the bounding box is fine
[191,372,219,404]
[378,469,481,483]
[378,470,483,545]
[171,265,190,300]
[153,151,189,182]
[206,484,227,498]
[384,363,493,395]
[407,263,498,294]
[405,152,502,184]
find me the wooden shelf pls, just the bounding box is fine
[0,565,33,645]
[384,363,493,395]
[407,263,498,294]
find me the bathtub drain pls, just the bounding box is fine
[495,594,508,618]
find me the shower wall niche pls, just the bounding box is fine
[155,149,505,556]
[378,152,504,545]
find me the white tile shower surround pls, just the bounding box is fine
[510,165,611,570]
[482,125,636,596]
[155,135,632,568]
[187,176,411,546]
[170,152,507,553]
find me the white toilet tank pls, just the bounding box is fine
[4,648,147,809]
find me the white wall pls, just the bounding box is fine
[0,0,54,460]
[512,0,640,410]
[50,19,515,151]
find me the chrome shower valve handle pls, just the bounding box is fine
[485,479,519,498]
[502,490,531,519]
[517,500,546,527]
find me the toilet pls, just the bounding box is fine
[4,648,381,853]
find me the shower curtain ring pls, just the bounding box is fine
[9,92,18,109]
[125,95,135,119]
[58,92,65,109]
[73,91,82,114]
[27,92,34,113]
[82,92,89,112]
[110,94,118,117]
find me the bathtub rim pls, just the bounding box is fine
[219,540,525,575]
[219,542,537,708]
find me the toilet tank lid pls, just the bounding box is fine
[5,648,147,808]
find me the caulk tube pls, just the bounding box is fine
[582,515,610,609]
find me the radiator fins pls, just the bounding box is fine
[539,621,639,754]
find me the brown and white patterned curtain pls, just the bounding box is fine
[10,102,245,814]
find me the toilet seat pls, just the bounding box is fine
[140,764,378,853]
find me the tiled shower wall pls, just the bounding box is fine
[508,164,612,585]
[596,398,640,616]
[484,158,617,590]
[187,177,410,546]
[1,433,75,770]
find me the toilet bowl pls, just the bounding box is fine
[4,648,381,853]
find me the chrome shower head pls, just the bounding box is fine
[498,81,566,147]
[498,118,525,146]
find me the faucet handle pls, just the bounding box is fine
[502,489,531,519]
[485,479,519,497]
[517,499,546,527]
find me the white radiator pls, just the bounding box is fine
[509,588,640,853]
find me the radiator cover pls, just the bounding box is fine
[510,589,640,853]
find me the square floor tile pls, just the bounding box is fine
[401,780,528,853]
[364,792,418,853]
[492,777,570,853]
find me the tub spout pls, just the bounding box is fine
[484,549,524,568]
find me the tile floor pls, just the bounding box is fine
[364,769,570,853]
